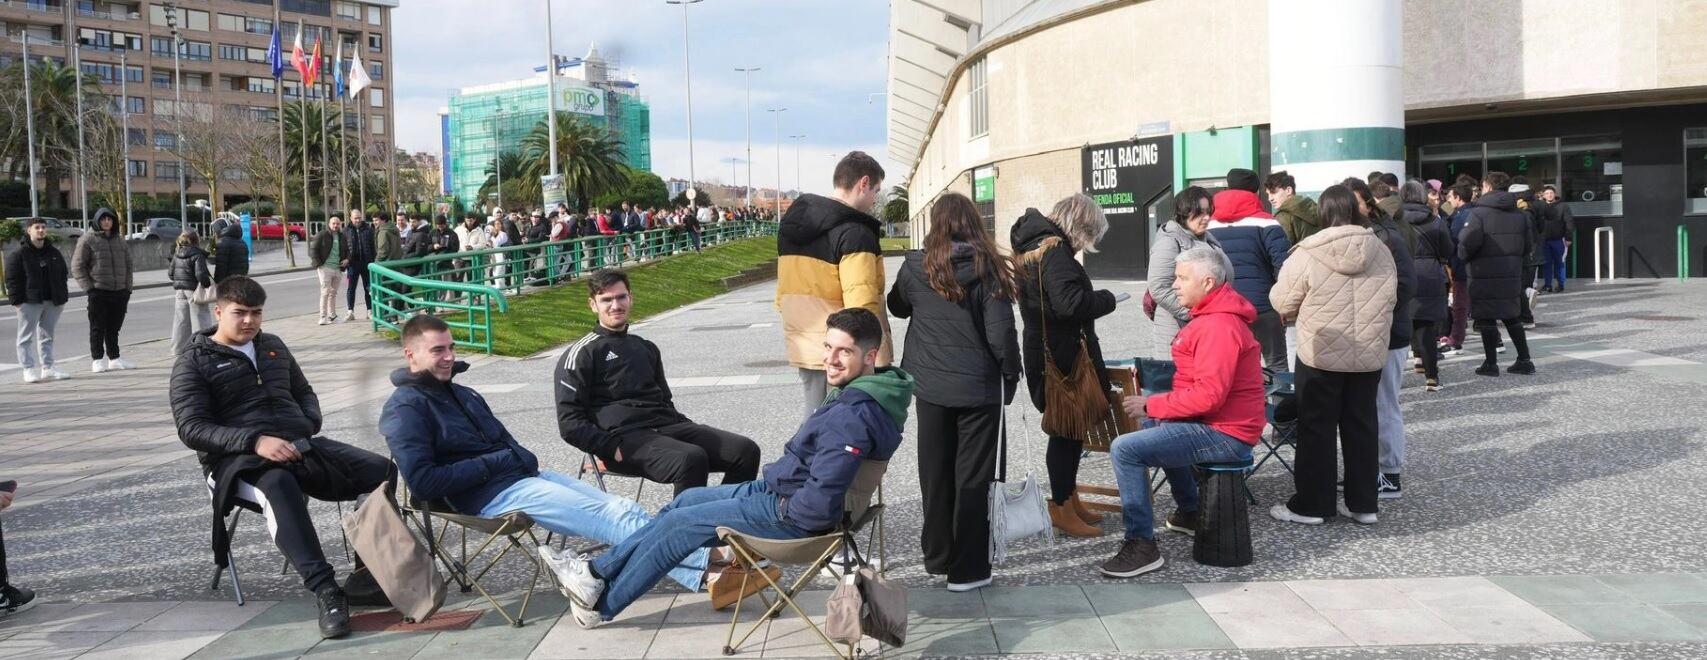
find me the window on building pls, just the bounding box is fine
[368,5,381,25]
[217,13,243,32]
[183,41,211,61]
[154,130,177,150]
[370,114,384,135]
[127,128,146,145]
[1688,128,1707,215]
[126,64,142,82]
[127,159,146,177]
[149,4,167,27]
[182,73,208,92]
[150,36,173,57]
[368,61,382,80]
[968,58,988,139]
[370,88,383,107]
[367,33,381,52]
[282,0,332,17]
[156,161,180,180]
[1484,138,1558,191]
[1417,142,1482,184]
[185,9,209,31]
[1560,135,1622,216]
[247,76,275,94]
[125,96,144,114]
[247,17,272,34]
[152,70,172,89]
[219,44,246,61]
[335,1,360,20]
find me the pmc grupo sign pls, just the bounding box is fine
[554,82,606,117]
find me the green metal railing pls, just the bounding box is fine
[1681,225,1692,282]
[367,221,778,352]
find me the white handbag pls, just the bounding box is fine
[989,402,1053,564]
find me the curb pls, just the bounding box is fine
[66,265,318,299]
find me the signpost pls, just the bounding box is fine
[973,166,996,203]
[239,213,254,264]
[1080,136,1174,278]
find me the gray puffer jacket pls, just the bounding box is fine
[71,209,133,292]
[1146,220,1230,323]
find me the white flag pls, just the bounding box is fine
[348,48,373,97]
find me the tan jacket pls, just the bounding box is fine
[1269,225,1397,373]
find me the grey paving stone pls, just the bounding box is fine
[986,616,1116,654]
[1314,607,1473,646]
[1491,575,1638,605]
[1657,603,1707,632]
[906,587,988,619]
[641,622,742,658]
[1596,573,1707,604]
[185,626,323,660]
[0,630,121,659]
[1100,611,1235,651]
[301,628,438,658]
[761,616,878,657]
[1082,582,1205,617]
[77,630,226,660]
[1425,605,1592,645]
[1542,603,1707,642]
[888,618,1000,658]
[981,585,1093,618]
[530,615,657,659]
[132,600,280,632]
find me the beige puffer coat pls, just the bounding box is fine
[1269,225,1397,373]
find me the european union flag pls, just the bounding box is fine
[267,24,284,79]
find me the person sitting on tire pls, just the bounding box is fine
[1098,247,1266,579]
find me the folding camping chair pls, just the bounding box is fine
[717,460,889,659]
[206,480,348,607]
[395,477,546,627]
[1252,370,1298,475]
[577,451,648,501]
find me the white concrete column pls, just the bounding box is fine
[1268,0,1405,194]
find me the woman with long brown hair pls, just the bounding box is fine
[887,191,1021,591]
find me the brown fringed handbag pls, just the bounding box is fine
[1035,257,1113,442]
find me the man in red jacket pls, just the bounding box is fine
[1099,246,1266,578]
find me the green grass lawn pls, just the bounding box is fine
[487,237,779,356]
[881,237,911,252]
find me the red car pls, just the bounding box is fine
[248,217,307,241]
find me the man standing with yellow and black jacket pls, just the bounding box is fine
[776,151,893,416]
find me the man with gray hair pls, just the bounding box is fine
[1098,246,1267,578]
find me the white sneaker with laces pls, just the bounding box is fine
[318,317,331,326]
[1269,504,1324,525]
[946,576,992,592]
[1337,502,1378,525]
[108,357,136,370]
[345,310,356,321]
[539,547,604,610]
[21,368,40,384]
[91,358,108,373]
[40,367,69,381]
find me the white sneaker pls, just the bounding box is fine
[108,357,135,370]
[318,317,331,326]
[40,367,69,381]
[1269,504,1324,525]
[946,576,992,592]
[1337,502,1378,525]
[91,358,108,373]
[538,547,604,611]
[21,368,40,384]
[344,310,357,321]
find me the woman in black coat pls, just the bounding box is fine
[1457,173,1535,376]
[213,223,249,283]
[168,231,214,355]
[1011,193,1118,538]
[887,192,1021,591]
[1399,180,1453,390]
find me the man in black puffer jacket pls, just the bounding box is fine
[212,223,249,283]
[169,276,391,639]
[1459,171,1536,377]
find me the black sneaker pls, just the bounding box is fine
[1099,539,1164,578]
[316,587,352,639]
[342,568,391,608]
[1475,362,1500,377]
[1377,473,1402,499]
[0,584,37,617]
[1425,378,1441,392]
[1507,360,1536,375]
[1164,509,1199,536]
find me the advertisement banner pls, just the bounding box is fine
[551,79,606,117]
[541,174,566,210]
[1081,136,1174,278]
[973,166,996,203]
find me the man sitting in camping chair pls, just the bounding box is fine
[380,315,727,604]
[544,308,913,629]
[170,276,393,640]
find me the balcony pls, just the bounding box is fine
[12,1,65,15]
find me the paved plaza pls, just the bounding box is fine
[5,258,1707,658]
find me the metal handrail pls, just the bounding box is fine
[366,221,778,353]
[1681,225,1692,282]
[1593,226,1615,283]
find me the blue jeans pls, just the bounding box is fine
[1543,239,1568,288]
[592,480,811,620]
[1110,422,1252,541]
[479,471,708,593]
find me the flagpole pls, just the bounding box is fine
[340,91,349,218]
[320,95,330,230]
[358,88,367,215]
[299,21,311,243]
[272,6,285,234]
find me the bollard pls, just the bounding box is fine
[1681,225,1692,282]
[1593,226,1615,283]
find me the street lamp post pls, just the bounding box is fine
[666,0,703,199]
[165,2,187,225]
[788,135,804,195]
[118,46,133,231]
[766,107,786,217]
[18,34,40,217]
[72,37,88,226]
[733,65,759,205]
[543,0,559,179]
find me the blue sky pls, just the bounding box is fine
[392,0,892,195]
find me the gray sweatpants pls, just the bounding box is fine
[799,367,828,418]
[1376,347,1407,474]
[15,302,64,370]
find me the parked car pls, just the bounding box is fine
[129,217,184,242]
[250,217,306,241]
[6,217,83,244]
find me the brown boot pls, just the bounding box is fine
[1068,493,1104,524]
[1048,501,1105,537]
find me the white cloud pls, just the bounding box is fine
[649,137,892,198]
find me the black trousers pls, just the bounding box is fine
[1410,320,1440,380]
[612,421,761,496]
[915,400,1000,583]
[1288,363,1382,518]
[1475,318,1531,363]
[1045,436,1083,504]
[345,263,372,311]
[240,437,392,593]
[86,288,130,359]
[0,516,9,589]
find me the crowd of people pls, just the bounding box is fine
[1,151,1572,641]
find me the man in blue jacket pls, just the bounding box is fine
[1206,169,1292,372]
[379,315,714,598]
[548,307,914,628]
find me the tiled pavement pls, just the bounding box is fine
[6,264,1707,657]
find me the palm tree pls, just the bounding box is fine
[477,150,532,210]
[0,62,105,208]
[517,111,627,209]
[281,100,347,208]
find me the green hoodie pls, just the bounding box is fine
[829,366,915,428]
[1276,195,1324,245]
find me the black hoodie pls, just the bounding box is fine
[1009,209,1115,412]
[1458,190,1533,321]
[775,193,891,369]
[213,223,249,282]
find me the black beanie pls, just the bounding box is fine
[1226,168,1260,193]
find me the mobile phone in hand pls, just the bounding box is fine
[1113,292,1132,303]
[292,439,314,455]
[0,480,17,493]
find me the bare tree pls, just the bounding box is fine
[231,107,287,218]
[168,97,239,214]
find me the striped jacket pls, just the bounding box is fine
[553,324,687,459]
[775,194,892,369]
